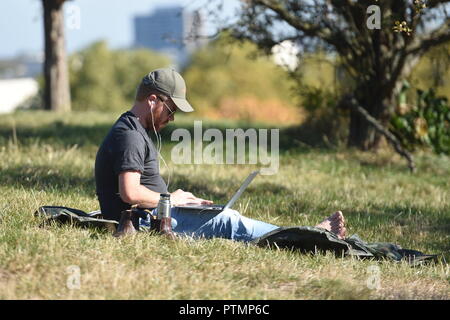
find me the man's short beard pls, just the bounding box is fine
[146,114,156,131]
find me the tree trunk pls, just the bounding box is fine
[347,87,388,150]
[43,0,71,112]
[348,108,390,150]
[345,96,416,172]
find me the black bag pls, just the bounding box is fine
[35,206,118,231]
[252,226,440,266]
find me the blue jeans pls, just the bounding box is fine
[138,207,279,242]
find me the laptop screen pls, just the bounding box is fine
[223,170,260,210]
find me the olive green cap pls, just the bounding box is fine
[142,68,194,112]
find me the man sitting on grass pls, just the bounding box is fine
[94,68,347,241]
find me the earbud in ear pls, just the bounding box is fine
[148,99,155,110]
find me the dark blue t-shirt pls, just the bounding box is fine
[95,111,168,221]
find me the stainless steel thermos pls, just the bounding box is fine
[154,193,175,239]
[157,193,171,219]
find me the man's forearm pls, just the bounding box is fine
[122,185,161,208]
[119,171,212,208]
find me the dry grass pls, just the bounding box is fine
[0,111,449,300]
[202,96,305,125]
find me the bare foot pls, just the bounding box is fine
[315,211,347,239]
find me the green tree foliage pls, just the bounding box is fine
[69,41,171,111]
[387,43,450,155]
[408,43,450,100]
[289,52,339,112]
[230,0,450,151]
[391,89,450,154]
[182,34,300,122]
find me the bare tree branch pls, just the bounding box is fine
[251,0,333,41]
[343,96,416,173]
[407,18,450,56]
[226,0,450,156]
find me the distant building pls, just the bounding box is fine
[271,40,300,71]
[0,53,41,113]
[0,53,43,80]
[0,78,39,113]
[133,6,207,68]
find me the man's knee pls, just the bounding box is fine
[218,209,241,222]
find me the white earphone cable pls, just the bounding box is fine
[150,101,171,191]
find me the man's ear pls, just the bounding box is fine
[147,95,155,110]
[147,98,154,110]
[147,94,157,110]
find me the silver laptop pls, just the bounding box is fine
[175,170,260,213]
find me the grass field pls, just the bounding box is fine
[0,111,449,299]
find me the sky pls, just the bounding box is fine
[0,0,240,59]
